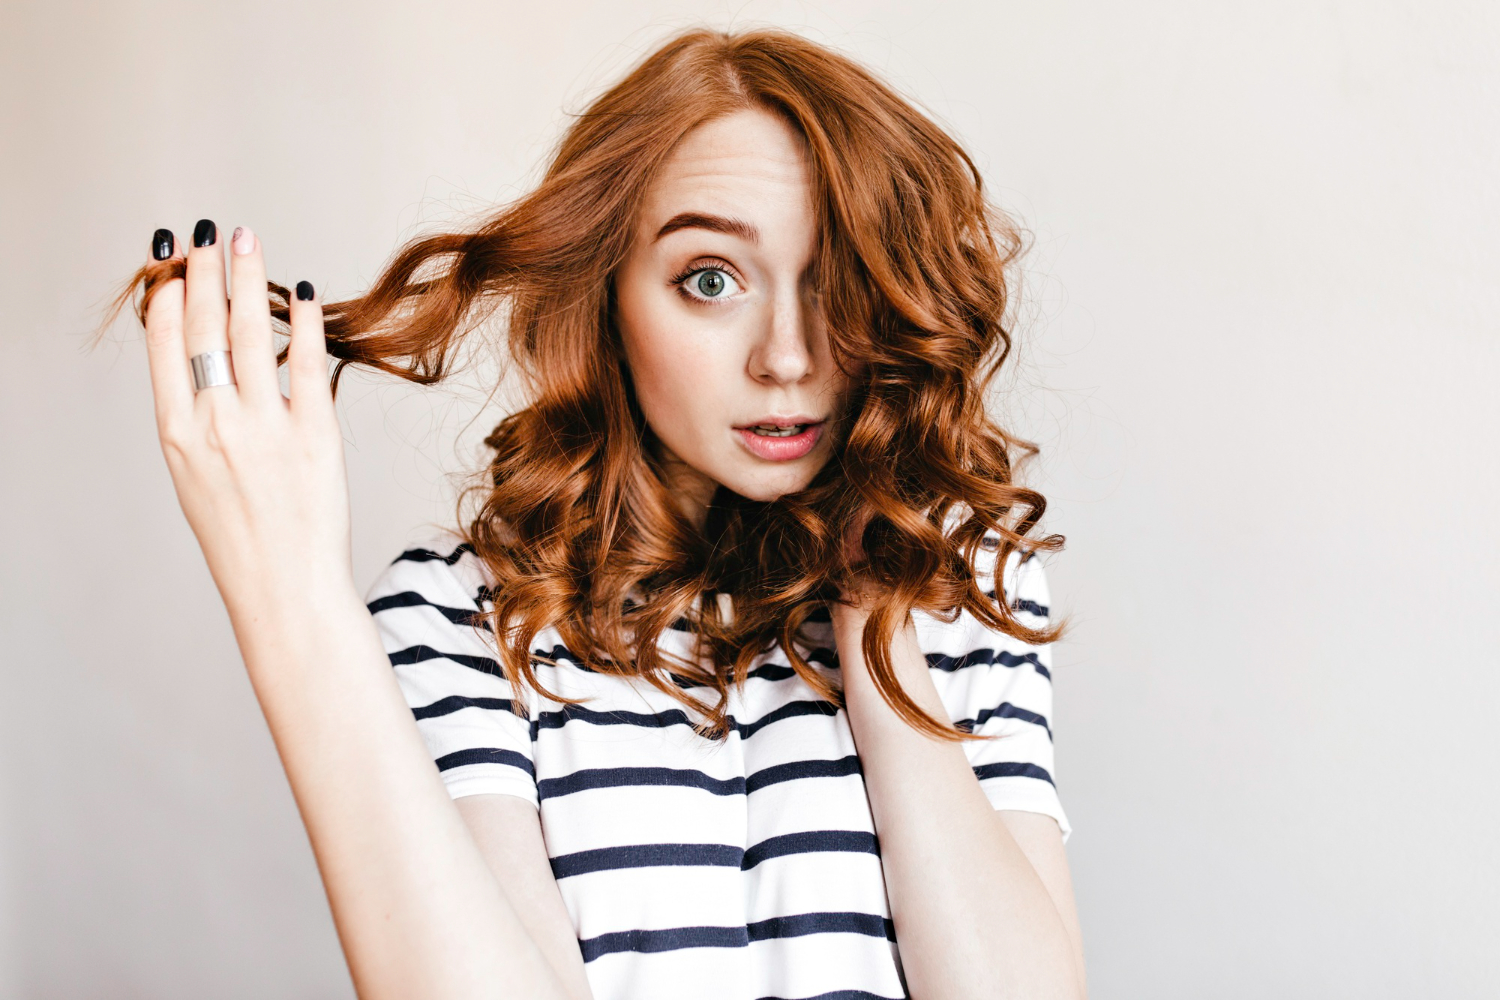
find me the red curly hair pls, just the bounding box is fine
[119,27,1062,743]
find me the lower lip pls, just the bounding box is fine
[735,423,823,461]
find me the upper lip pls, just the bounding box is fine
[733,415,824,429]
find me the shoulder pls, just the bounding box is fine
[364,525,495,616]
[363,526,508,668]
[911,531,1054,661]
[998,545,1052,622]
[365,526,533,710]
[969,530,1053,623]
[934,508,1052,620]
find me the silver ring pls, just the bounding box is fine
[190,350,236,392]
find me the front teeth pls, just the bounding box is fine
[751,424,807,437]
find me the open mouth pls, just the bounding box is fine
[733,418,825,461]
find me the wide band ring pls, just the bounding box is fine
[190,350,236,392]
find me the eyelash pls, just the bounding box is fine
[669,257,744,304]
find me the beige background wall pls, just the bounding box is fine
[2,1,1496,997]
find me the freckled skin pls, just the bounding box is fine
[614,108,848,524]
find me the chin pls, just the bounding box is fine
[719,463,824,503]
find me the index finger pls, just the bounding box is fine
[141,229,194,434]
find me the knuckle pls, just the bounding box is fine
[157,413,192,450]
[158,434,189,465]
[157,428,199,471]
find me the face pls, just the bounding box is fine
[614,107,848,525]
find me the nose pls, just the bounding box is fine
[747,288,816,386]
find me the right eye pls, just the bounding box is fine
[677,267,743,303]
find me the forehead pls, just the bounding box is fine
[639,108,813,225]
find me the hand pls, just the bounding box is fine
[831,506,882,634]
[142,222,353,618]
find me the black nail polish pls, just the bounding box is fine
[295,280,315,301]
[151,229,174,260]
[193,219,217,247]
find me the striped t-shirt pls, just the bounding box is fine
[366,528,1068,1000]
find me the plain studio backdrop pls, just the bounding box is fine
[2,1,1496,997]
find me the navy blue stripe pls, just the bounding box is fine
[552,830,883,880]
[412,695,517,721]
[403,660,845,746]
[543,756,864,800]
[539,766,745,802]
[740,699,840,738]
[976,587,1051,620]
[745,755,863,793]
[387,644,508,679]
[669,658,817,689]
[395,543,473,565]
[972,761,1055,786]
[738,662,796,682]
[742,830,880,870]
[960,702,1052,741]
[576,911,895,961]
[534,702,688,734]
[748,911,896,942]
[369,590,486,627]
[578,924,746,961]
[533,692,838,742]
[434,747,535,778]
[927,647,1050,680]
[394,636,835,697]
[551,843,742,879]
[534,697,826,736]
[430,753,863,802]
[999,649,1050,680]
[529,643,834,690]
[435,748,1046,802]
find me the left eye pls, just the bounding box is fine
[681,268,741,301]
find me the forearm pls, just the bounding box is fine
[837,617,1083,1000]
[133,226,571,997]
[225,574,568,1000]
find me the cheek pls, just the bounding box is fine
[618,294,733,437]
[630,341,719,424]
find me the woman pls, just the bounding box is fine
[120,27,1085,1000]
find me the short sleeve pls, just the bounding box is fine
[364,529,539,808]
[917,547,1071,841]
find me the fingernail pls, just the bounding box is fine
[231,226,256,256]
[193,219,217,247]
[295,280,315,301]
[151,229,174,260]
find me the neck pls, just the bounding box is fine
[655,448,718,531]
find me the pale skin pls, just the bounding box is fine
[142,108,1084,999]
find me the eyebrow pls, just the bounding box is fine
[653,212,760,245]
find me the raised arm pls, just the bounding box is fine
[135,224,586,1000]
[830,552,1086,1000]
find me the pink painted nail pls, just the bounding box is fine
[231,226,256,256]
